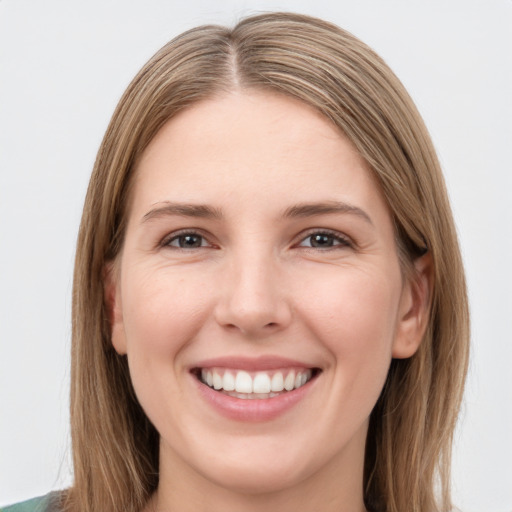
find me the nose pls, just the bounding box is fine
[213,253,292,338]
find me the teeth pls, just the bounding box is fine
[200,368,313,396]
[271,372,284,392]
[253,373,271,393]
[223,371,235,391]
[212,371,223,390]
[235,371,253,393]
[284,371,295,391]
[225,391,282,399]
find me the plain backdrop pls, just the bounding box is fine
[1,1,511,510]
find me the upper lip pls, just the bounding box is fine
[191,355,318,372]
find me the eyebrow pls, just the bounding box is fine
[141,200,373,225]
[282,201,373,225]
[142,202,223,223]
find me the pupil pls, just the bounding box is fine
[180,235,201,248]
[311,234,333,247]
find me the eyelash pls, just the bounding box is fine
[296,229,353,250]
[161,230,211,250]
[160,229,353,251]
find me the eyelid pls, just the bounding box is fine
[158,227,353,251]
[294,228,354,249]
[160,229,215,249]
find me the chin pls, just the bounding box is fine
[196,456,310,495]
[184,429,334,496]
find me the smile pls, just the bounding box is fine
[198,368,315,399]
[191,357,321,421]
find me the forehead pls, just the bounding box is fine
[131,91,388,221]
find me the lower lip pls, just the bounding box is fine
[194,375,317,422]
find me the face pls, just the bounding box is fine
[108,91,427,500]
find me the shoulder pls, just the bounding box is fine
[1,492,62,512]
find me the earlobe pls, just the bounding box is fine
[104,261,127,355]
[392,252,433,359]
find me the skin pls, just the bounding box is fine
[107,91,431,512]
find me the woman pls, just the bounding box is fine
[3,12,469,512]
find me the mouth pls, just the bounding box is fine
[192,367,321,400]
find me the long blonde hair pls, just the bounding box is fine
[67,12,469,512]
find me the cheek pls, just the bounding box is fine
[121,266,214,358]
[304,269,401,448]
[119,266,217,429]
[296,265,402,375]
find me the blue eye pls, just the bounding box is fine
[166,233,207,249]
[299,232,350,249]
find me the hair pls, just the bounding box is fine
[66,12,469,512]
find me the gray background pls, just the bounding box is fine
[1,1,511,510]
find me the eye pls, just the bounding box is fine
[164,231,210,249]
[298,231,352,249]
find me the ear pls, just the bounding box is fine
[104,261,127,355]
[392,252,433,359]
